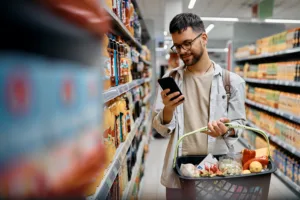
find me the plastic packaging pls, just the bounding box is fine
[218,154,243,176]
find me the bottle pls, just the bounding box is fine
[112,0,117,15]
[103,34,112,90]
[111,36,119,86]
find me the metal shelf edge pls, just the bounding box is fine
[274,169,300,194]
[235,47,300,62]
[245,99,300,124]
[89,117,143,200]
[244,78,300,87]
[104,7,143,50]
[121,137,146,200]
[103,79,146,103]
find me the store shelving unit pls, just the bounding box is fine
[246,121,300,158]
[104,6,143,50]
[140,56,152,66]
[274,169,300,194]
[239,133,300,194]
[103,78,151,103]
[87,112,144,200]
[235,47,300,62]
[244,78,300,87]
[122,110,152,200]
[143,93,151,104]
[121,136,146,200]
[245,99,300,124]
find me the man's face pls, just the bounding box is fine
[171,27,206,66]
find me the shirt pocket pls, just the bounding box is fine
[215,93,228,119]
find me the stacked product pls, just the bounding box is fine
[235,27,300,58]
[273,149,300,186]
[103,34,151,90]
[246,85,300,116]
[246,106,300,150]
[0,0,111,198]
[243,61,300,81]
[105,0,141,40]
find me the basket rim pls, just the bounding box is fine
[174,155,277,181]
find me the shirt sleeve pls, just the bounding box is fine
[152,86,176,137]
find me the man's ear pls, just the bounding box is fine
[201,32,208,46]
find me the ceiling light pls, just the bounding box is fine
[164,45,168,49]
[164,31,168,36]
[264,19,300,24]
[205,24,215,34]
[224,48,229,52]
[201,17,239,22]
[188,0,196,9]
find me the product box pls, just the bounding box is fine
[0,53,104,198]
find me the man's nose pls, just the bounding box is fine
[179,47,188,55]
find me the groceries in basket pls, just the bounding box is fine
[180,148,270,178]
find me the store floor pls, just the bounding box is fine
[140,135,299,200]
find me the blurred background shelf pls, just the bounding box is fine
[235,47,300,62]
[246,121,300,158]
[245,99,300,124]
[244,78,300,87]
[88,115,144,200]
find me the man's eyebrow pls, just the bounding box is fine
[173,39,193,45]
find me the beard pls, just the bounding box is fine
[180,48,203,66]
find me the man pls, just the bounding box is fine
[152,13,246,199]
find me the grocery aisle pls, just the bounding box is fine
[140,136,299,200]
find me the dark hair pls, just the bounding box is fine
[169,13,205,34]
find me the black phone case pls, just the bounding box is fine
[158,77,184,101]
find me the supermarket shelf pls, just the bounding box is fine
[246,121,300,158]
[140,57,151,66]
[274,169,300,194]
[104,6,143,50]
[143,93,151,104]
[144,77,152,83]
[131,0,151,43]
[235,47,300,62]
[245,99,300,124]
[122,136,146,200]
[244,78,300,87]
[87,114,144,200]
[103,79,146,103]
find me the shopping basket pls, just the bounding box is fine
[173,123,276,200]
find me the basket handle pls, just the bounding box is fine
[173,123,271,168]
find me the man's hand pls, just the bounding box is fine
[161,89,184,124]
[207,118,230,138]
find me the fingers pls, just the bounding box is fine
[220,117,230,123]
[167,92,180,101]
[208,120,228,137]
[217,120,228,134]
[212,121,222,135]
[207,122,218,137]
[161,89,170,97]
[172,95,185,106]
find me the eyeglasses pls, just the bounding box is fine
[170,33,203,53]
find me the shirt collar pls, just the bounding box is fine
[168,60,222,79]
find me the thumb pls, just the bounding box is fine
[220,118,230,123]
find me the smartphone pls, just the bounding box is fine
[158,77,184,101]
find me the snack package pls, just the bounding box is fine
[180,164,199,177]
[218,155,243,176]
[196,154,218,170]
